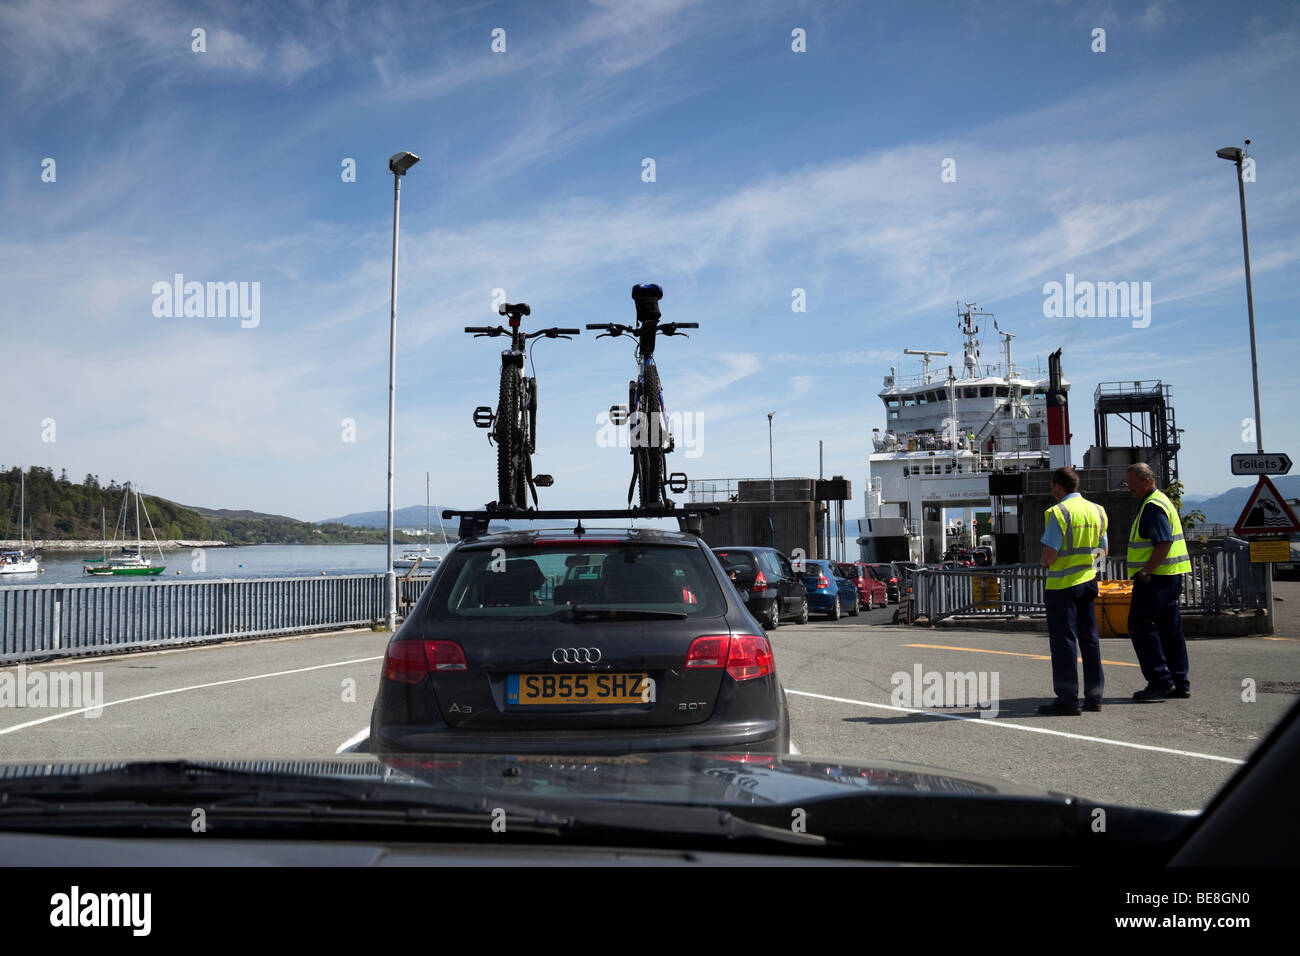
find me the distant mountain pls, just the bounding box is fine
[178,503,299,522]
[318,505,459,530]
[1188,476,1300,525]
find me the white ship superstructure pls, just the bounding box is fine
[861,304,1067,563]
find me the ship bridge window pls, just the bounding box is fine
[903,466,910,477]
[916,393,927,405]
[886,398,900,408]
[933,389,947,401]
[959,387,975,399]
[979,386,993,398]
[903,396,916,407]
[889,410,899,420]
[1033,388,1046,399]
[996,386,1009,398]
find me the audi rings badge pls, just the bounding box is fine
[552,647,602,664]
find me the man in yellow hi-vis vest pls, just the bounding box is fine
[1124,463,1192,701]
[1038,466,1108,716]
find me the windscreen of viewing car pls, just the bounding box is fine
[426,543,728,619]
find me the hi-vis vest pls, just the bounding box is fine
[1127,489,1192,577]
[1045,495,1107,590]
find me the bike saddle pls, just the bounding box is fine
[498,302,531,318]
[631,283,662,319]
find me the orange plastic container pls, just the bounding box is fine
[1095,579,1133,638]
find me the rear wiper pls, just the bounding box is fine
[569,606,689,621]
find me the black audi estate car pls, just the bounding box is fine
[370,524,790,755]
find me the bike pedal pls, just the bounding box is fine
[534,474,554,487]
[668,472,688,494]
[473,406,495,428]
[610,405,628,425]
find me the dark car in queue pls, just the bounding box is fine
[838,562,888,610]
[370,526,790,756]
[712,546,809,630]
[891,561,921,602]
[865,562,901,604]
[796,558,859,620]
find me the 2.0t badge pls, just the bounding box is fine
[552,647,602,663]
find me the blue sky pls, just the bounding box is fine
[2,0,1298,521]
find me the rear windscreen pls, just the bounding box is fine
[713,551,758,574]
[427,543,728,620]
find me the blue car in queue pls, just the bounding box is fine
[797,558,859,620]
[370,525,791,755]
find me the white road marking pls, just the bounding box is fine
[0,656,385,736]
[336,727,370,753]
[785,689,1245,766]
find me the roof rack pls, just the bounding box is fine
[440,506,721,541]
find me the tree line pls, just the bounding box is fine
[0,466,400,544]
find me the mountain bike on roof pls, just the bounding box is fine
[587,283,697,509]
[466,303,580,511]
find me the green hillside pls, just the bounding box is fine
[1,466,395,545]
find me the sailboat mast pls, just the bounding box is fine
[134,483,141,551]
[425,471,431,551]
[19,471,24,550]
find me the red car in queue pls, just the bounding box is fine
[838,562,889,611]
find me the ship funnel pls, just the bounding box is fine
[1047,349,1070,469]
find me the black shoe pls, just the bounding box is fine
[1038,699,1081,716]
[1083,698,1102,712]
[1168,687,1190,699]
[1133,683,1175,701]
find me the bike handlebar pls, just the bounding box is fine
[464,326,500,334]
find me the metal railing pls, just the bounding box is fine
[1,573,436,665]
[912,542,1267,622]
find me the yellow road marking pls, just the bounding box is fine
[904,642,1139,668]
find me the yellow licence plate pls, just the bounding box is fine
[507,673,651,706]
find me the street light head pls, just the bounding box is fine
[1216,146,1243,162]
[389,151,421,175]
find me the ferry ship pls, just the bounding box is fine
[859,303,1069,565]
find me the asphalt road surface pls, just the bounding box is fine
[2,584,1297,812]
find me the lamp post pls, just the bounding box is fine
[767,412,775,501]
[1216,140,1262,453]
[386,150,420,632]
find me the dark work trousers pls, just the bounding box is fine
[1045,578,1103,703]
[1127,574,1189,691]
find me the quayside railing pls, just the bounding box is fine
[910,541,1267,623]
[0,574,434,665]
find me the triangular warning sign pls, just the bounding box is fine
[1234,475,1300,536]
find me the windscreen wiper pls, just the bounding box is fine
[0,761,823,848]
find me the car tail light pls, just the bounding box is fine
[382,639,466,683]
[816,573,830,590]
[726,634,775,681]
[752,570,768,592]
[383,641,428,683]
[889,577,897,584]
[426,640,468,671]
[686,635,728,668]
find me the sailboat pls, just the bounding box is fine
[1,471,41,575]
[394,472,444,569]
[84,483,166,576]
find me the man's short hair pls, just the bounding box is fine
[1126,462,1155,484]
[1051,466,1079,494]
